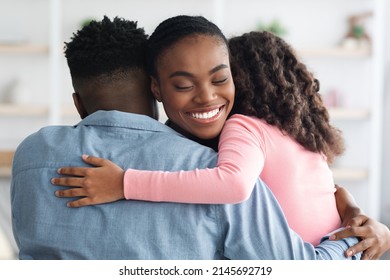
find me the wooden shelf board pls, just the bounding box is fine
[331,167,369,181]
[0,104,48,116]
[298,47,371,58]
[0,44,49,54]
[0,104,78,117]
[0,150,13,178]
[0,167,11,178]
[328,108,370,120]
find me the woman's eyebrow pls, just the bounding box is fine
[168,64,229,79]
[209,64,229,75]
[169,71,193,78]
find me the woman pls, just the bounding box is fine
[52,15,390,259]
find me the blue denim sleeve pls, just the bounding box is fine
[317,230,361,260]
[219,179,361,260]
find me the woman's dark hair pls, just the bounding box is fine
[64,16,148,80]
[228,31,344,163]
[146,15,228,78]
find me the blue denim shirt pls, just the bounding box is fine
[11,110,360,260]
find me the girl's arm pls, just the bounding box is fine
[332,184,390,259]
[52,115,265,206]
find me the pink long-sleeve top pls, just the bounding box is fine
[124,114,341,244]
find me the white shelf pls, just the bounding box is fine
[332,167,369,181]
[0,104,77,117]
[0,44,49,54]
[0,167,11,178]
[0,104,48,116]
[298,47,371,58]
[328,108,370,120]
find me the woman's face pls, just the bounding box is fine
[152,34,235,140]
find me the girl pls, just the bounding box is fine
[52,16,390,258]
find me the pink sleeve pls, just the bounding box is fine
[124,115,266,204]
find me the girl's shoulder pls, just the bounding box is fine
[228,114,272,129]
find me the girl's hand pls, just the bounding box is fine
[330,214,390,260]
[51,154,125,208]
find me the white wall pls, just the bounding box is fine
[380,0,390,226]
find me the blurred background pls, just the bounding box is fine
[0,0,389,260]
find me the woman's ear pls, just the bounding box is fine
[150,77,162,102]
[72,92,88,119]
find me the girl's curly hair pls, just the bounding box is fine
[228,31,344,163]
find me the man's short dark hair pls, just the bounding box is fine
[64,16,148,80]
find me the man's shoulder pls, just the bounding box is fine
[16,125,76,150]
[13,125,78,169]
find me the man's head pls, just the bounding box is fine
[64,16,158,119]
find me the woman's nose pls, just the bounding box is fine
[193,85,216,104]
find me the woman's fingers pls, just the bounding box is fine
[344,238,372,259]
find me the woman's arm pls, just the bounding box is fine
[334,184,362,225]
[52,115,265,206]
[332,184,390,259]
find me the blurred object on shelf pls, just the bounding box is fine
[257,19,288,36]
[322,88,343,108]
[340,12,372,50]
[0,150,13,178]
[1,79,32,105]
[80,17,97,28]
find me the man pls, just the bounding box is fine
[11,16,359,260]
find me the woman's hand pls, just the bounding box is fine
[51,155,125,208]
[333,184,390,259]
[329,214,390,259]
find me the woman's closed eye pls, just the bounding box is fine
[212,77,228,85]
[175,84,194,91]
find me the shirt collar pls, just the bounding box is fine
[77,110,178,134]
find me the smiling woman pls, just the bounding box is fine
[150,33,234,142]
[144,15,235,148]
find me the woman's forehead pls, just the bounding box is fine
[156,35,229,70]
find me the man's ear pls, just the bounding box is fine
[72,92,88,119]
[150,77,162,102]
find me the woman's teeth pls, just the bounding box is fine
[191,108,220,119]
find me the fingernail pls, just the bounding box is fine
[57,168,62,173]
[329,234,336,240]
[67,202,71,208]
[82,154,89,159]
[51,178,56,184]
[346,249,353,257]
[55,191,59,197]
